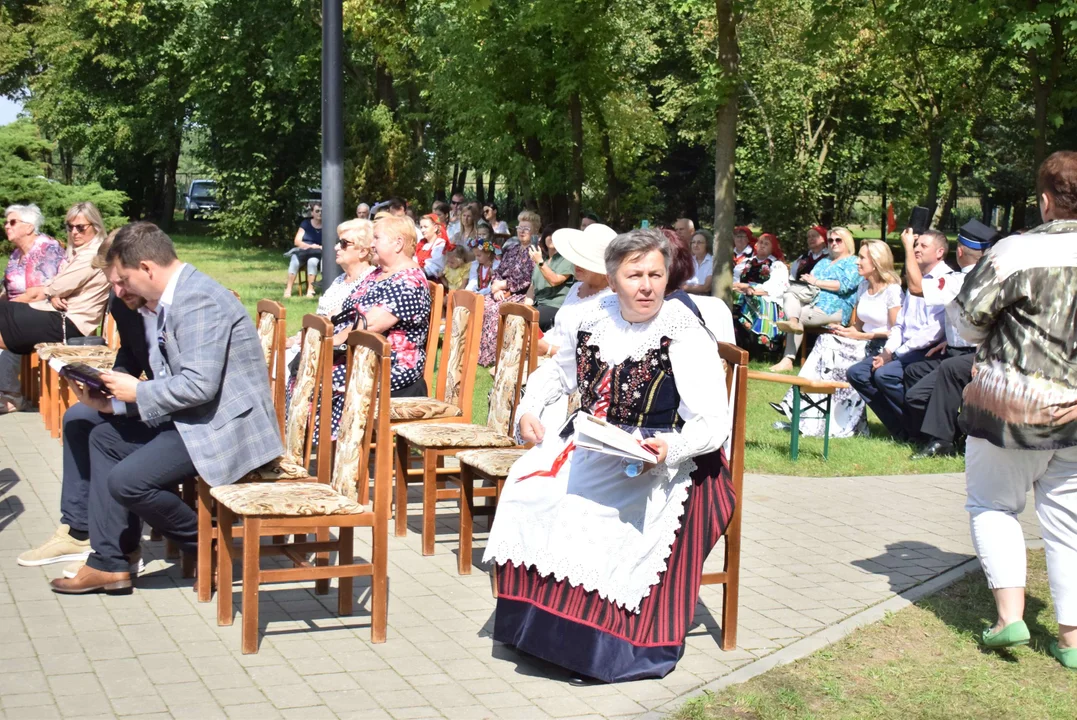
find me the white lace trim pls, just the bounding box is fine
[578,295,703,366]
[484,456,698,614]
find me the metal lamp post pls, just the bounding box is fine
[321,0,344,286]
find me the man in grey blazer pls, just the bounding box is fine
[50,222,282,594]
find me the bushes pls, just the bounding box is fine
[0,119,127,245]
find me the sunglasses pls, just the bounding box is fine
[5,219,25,227]
[338,239,358,249]
[66,223,91,233]
[828,237,843,243]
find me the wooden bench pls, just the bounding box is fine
[747,370,849,460]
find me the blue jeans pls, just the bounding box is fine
[288,253,321,277]
[846,348,933,440]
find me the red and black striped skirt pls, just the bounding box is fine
[493,449,735,682]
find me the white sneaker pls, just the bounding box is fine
[62,550,144,579]
[17,525,91,567]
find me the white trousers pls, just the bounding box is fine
[966,437,1077,625]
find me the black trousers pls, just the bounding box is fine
[79,411,197,573]
[537,304,559,332]
[904,349,975,444]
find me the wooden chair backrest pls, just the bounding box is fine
[333,330,391,511]
[103,311,120,349]
[256,299,288,439]
[285,314,334,479]
[423,280,445,392]
[434,289,484,421]
[718,342,748,493]
[487,302,539,435]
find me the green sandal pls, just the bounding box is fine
[1050,641,1077,669]
[980,620,1030,648]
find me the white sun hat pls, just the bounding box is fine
[552,223,617,275]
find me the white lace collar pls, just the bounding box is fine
[578,295,702,365]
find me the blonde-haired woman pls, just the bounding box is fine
[772,239,903,437]
[771,227,861,372]
[284,218,375,367]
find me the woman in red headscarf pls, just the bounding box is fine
[731,232,789,350]
[417,213,455,280]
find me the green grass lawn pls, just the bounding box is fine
[170,227,964,477]
[674,550,1077,720]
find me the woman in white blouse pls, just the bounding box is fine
[682,230,713,294]
[772,239,903,437]
[731,233,790,351]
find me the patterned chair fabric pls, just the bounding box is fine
[393,422,517,449]
[210,482,364,517]
[442,305,471,409]
[388,397,462,421]
[456,448,528,477]
[37,344,114,361]
[330,345,377,502]
[283,326,324,461]
[256,312,276,367]
[236,459,310,483]
[486,314,526,435]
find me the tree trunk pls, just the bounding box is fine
[1028,16,1063,169]
[980,193,992,225]
[924,134,943,216]
[457,166,468,197]
[568,91,585,229]
[1001,202,1012,232]
[159,146,180,231]
[475,170,485,205]
[487,172,496,204]
[451,163,459,195]
[595,109,619,227]
[880,182,888,242]
[710,0,739,302]
[1011,195,1027,233]
[937,170,959,230]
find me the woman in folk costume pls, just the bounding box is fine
[731,232,789,350]
[416,213,455,280]
[483,228,735,683]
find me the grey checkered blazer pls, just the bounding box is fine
[135,265,283,487]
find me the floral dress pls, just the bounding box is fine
[478,240,534,365]
[324,266,431,437]
[5,235,65,299]
[484,295,735,683]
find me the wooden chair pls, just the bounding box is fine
[393,303,538,556]
[382,289,484,512]
[699,341,749,651]
[255,300,288,438]
[745,370,847,460]
[423,281,445,393]
[213,329,392,653]
[194,314,334,603]
[453,448,527,575]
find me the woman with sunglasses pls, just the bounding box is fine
[482,202,509,235]
[0,203,109,412]
[771,227,860,372]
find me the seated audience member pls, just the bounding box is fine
[451,202,479,250]
[773,240,903,437]
[482,202,509,235]
[535,223,616,358]
[466,235,501,295]
[356,202,370,220]
[284,219,375,369]
[442,246,472,291]
[732,226,755,277]
[949,151,1077,665]
[483,228,734,684]
[387,197,408,217]
[284,202,323,298]
[432,200,450,227]
[580,213,599,230]
[18,235,155,573]
[732,232,789,351]
[0,204,79,412]
[846,229,950,440]
[446,192,465,238]
[417,213,453,280]
[788,225,829,282]
[771,227,859,371]
[904,219,1001,458]
[42,222,281,594]
[674,217,695,246]
[664,228,735,342]
[324,215,432,435]
[525,225,575,331]
[682,230,714,295]
[478,211,538,365]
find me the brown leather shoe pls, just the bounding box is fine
[50,564,133,595]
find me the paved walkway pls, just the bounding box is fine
[0,410,1039,719]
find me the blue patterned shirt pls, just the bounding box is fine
[811,256,860,324]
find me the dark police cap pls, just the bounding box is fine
[957,219,1002,251]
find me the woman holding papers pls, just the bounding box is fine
[483,228,734,683]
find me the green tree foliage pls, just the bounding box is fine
[0,119,127,242]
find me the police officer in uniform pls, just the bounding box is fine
[903,219,1002,458]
